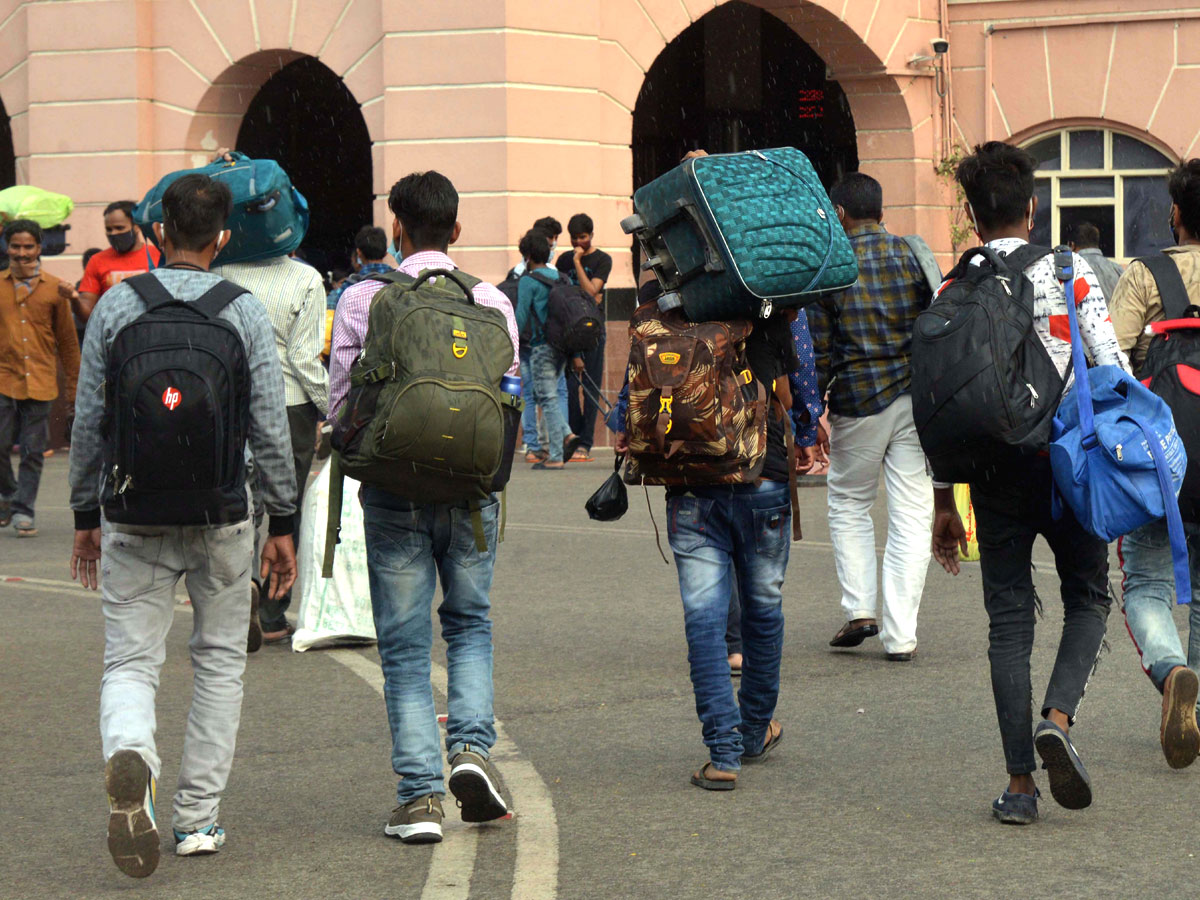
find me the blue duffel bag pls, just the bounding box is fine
[1048,246,1191,603]
[134,152,308,264]
[622,147,857,321]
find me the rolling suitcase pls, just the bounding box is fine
[622,147,857,321]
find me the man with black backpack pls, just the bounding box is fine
[1109,159,1200,770]
[516,227,569,469]
[68,174,298,877]
[925,142,1130,825]
[329,171,519,844]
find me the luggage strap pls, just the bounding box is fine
[322,452,344,578]
[771,392,803,542]
[1138,253,1192,320]
[1056,248,1190,604]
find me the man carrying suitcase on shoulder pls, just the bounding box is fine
[69,173,297,877]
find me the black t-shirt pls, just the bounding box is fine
[745,315,797,484]
[557,248,613,288]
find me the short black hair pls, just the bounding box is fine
[1169,159,1200,240]
[354,225,388,261]
[387,171,458,252]
[568,213,593,237]
[1072,221,1101,248]
[4,219,41,244]
[104,200,137,222]
[534,216,562,238]
[82,247,102,268]
[161,173,233,252]
[519,228,552,265]
[829,172,883,221]
[331,267,351,283]
[956,141,1037,231]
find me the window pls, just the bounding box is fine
[1023,128,1175,262]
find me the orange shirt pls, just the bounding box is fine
[79,243,161,297]
[0,268,80,402]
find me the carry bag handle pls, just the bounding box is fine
[322,453,344,578]
[1056,247,1191,604]
[1138,253,1192,320]
[409,267,477,304]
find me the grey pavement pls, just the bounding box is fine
[4,454,1200,899]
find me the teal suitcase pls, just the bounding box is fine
[622,147,857,320]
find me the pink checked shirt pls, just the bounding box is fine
[329,250,521,417]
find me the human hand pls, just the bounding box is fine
[212,147,236,163]
[574,246,586,261]
[682,149,709,161]
[71,528,102,590]
[615,431,629,454]
[815,422,830,466]
[314,420,325,452]
[58,282,78,301]
[572,356,586,374]
[795,444,816,474]
[931,487,967,576]
[260,534,297,600]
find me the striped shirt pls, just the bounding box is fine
[329,250,520,417]
[214,257,329,415]
[69,268,297,522]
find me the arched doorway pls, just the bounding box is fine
[236,56,372,274]
[632,1,858,194]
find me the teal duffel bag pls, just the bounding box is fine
[623,147,857,321]
[134,152,309,264]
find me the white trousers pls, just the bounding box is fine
[827,394,933,654]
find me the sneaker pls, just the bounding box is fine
[247,581,262,654]
[174,823,226,856]
[385,794,443,844]
[1034,720,1093,810]
[105,749,159,878]
[992,788,1039,825]
[448,745,509,823]
[1161,666,1200,769]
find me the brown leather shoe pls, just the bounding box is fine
[262,623,296,645]
[1161,666,1200,769]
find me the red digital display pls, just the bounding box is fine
[797,88,825,120]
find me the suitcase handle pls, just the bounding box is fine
[651,200,727,291]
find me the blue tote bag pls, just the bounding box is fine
[1048,247,1191,603]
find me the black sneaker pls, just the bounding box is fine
[1034,720,1092,810]
[992,787,1039,825]
[385,794,443,844]
[448,746,509,823]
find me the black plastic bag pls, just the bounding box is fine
[586,455,628,521]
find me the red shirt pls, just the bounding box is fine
[79,244,161,297]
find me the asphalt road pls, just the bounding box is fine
[4,455,1200,900]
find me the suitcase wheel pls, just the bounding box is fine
[620,214,644,234]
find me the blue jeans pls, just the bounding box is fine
[519,346,570,453]
[1120,518,1200,691]
[531,343,569,463]
[667,481,791,771]
[360,486,499,804]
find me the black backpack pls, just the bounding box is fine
[911,244,1065,484]
[1137,253,1200,521]
[496,273,528,341]
[101,273,252,525]
[528,271,603,353]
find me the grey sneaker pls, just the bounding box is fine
[448,746,509,823]
[385,794,443,844]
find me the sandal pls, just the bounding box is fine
[743,720,782,764]
[531,461,564,470]
[569,449,595,463]
[690,762,737,791]
[524,450,548,464]
[829,618,879,648]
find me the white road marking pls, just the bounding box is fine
[327,649,559,900]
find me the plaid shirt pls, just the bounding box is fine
[807,223,932,418]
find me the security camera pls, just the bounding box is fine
[931,37,949,55]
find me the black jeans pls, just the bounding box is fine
[0,394,50,518]
[971,458,1112,775]
[258,401,320,631]
[566,331,606,450]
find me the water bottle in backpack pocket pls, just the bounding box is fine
[101,274,252,526]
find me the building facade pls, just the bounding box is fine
[3,0,1194,444]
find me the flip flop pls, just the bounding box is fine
[530,462,564,470]
[829,619,879,648]
[690,762,737,791]
[742,720,782,764]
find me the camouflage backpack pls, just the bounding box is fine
[324,268,520,573]
[623,300,767,486]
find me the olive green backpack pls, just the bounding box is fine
[323,268,521,575]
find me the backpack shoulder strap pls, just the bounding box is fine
[901,234,943,295]
[367,269,416,286]
[1137,252,1191,319]
[124,272,177,311]
[527,270,558,289]
[999,243,1053,275]
[191,279,250,319]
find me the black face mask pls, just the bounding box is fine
[108,230,137,254]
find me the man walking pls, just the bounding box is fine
[0,219,79,536]
[66,200,162,322]
[1070,221,1124,311]
[807,173,934,661]
[1109,159,1200,769]
[69,174,297,877]
[214,191,328,645]
[327,225,394,309]
[330,170,517,843]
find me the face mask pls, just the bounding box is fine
[389,237,402,261]
[548,242,557,258]
[1168,211,1179,244]
[108,230,137,254]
